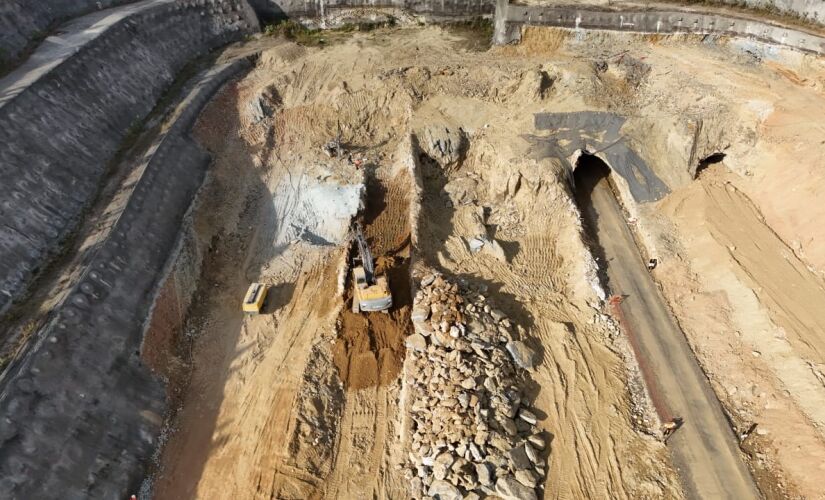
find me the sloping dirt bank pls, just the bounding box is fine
[150,72,360,498]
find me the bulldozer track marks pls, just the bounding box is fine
[326,386,389,500]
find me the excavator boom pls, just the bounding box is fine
[355,223,375,282]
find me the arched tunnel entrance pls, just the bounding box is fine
[573,152,612,198]
[572,152,614,288]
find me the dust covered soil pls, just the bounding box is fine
[149,23,825,500]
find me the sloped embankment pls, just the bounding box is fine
[0,45,252,500]
[0,0,136,67]
[0,0,256,318]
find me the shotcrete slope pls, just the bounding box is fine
[0,0,255,318]
[0,59,251,498]
[0,0,138,68]
[0,0,174,106]
[0,0,258,496]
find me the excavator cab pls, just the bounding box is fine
[351,224,392,313]
[353,266,368,289]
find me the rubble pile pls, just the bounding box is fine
[404,272,545,500]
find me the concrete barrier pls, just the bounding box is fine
[0,0,256,318]
[693,0,825,24]
[493,1,825,55]
[0,58,252,498]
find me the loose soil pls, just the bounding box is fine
[333,258,411,389]
[150,23,825,500]
[333,169,413,390]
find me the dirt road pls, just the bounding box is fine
[575,159,759,499]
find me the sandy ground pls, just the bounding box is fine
[649,163,825,498]
[576,34,825,499]
[150,22,825,500]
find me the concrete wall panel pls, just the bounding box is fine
[704,0,825,23]
[495,3,825,55]
[249,0,493,22]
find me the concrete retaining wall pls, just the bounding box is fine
[494,1,825,55]
[248,0,493,23]
[0,59,251,498]
[707,0,825,23]
[0,0,255,318]
[141,215,203,384]
[0,0,138,67]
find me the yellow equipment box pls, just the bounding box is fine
[242,282,268,313]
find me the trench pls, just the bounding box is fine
[571,151,760,499]
[332,165,413,390]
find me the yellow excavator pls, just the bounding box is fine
[351,223,392,313]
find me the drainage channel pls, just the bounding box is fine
[572,152,760,500]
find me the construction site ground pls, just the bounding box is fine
[149,24,825,500]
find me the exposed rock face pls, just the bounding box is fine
[419,123,468,166]
[404,271,546,499]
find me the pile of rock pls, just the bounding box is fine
[404,272,545,500]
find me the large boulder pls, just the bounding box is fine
[428,479,462,500]
[506,341,538,369]
[496,475,538,500]
[405,333,427,352]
